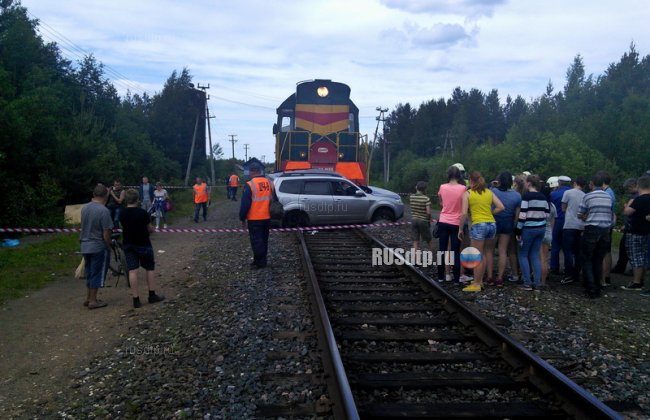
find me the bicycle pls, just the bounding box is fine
[108,232,129,287]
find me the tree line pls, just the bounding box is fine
[3,1,649,227]
[0,2,217,227]
[372,45,650,195]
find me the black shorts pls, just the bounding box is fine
[123,245,155,271]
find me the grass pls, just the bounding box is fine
[0,233,80,303]
[0,186,233,304]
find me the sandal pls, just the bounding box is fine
[486,278,495,286]
[495,278,504,287]
[88,300,107,309]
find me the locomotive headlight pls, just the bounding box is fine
[299,151,307,158]
[338,152,344,158]
[317,86,329,97]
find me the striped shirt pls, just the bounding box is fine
[516,191,550,233]
[410,193,431,222]
[579,189,613,228]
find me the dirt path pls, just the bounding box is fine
[0,207,226,416]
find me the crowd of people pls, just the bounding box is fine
[79,172,262,310]
[80,181,165,310]
[106,176,171,230]
[411,164,650,299]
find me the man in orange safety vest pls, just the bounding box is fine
[228,172,240,201]
[193,177,209,223]
[239,165,272,268]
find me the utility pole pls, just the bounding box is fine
[197,83,215,186]
[228,134,238,160]
[367,107,388,184]
[243,143,250,161]
[184,111,201,186]
[443,129,455,159]
[377,108,390,186]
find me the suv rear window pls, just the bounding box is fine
[279,179,302,194]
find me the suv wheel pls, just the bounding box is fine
[283,210,309,228]
[372,208,395,223]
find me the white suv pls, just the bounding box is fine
[269,170,404,227]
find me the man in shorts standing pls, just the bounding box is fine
[410,181,433,254]
[622,176,650,294]
[120,189,165,308]
[80,184,113,309]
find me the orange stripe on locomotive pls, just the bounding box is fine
[295,104,350,134]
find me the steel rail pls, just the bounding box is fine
[297,231,360,420]
[360,228,622,420]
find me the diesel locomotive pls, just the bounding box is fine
[273,79,368,185]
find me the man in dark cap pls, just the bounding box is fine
[239,165,272,268]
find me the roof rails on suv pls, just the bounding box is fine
[276,170,344,178]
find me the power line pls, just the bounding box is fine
[28,10,154,97]
[211,95,276,110]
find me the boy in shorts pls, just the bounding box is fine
[410,181,433,253]
[120,189,165,308]
[622,176,650,293]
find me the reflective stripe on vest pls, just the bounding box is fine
[194,183,208,203]
[229,175,239,187]
[246,177,272,220]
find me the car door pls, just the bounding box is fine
[330,180,370,223]
[301,180,334,224]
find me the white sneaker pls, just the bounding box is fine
[445,273,453,282]
[163,224,168,228]
[459,274,473,283]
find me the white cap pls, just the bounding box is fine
[452,163,465,172]
[558,175,571,182]
[522,171,531,176]
[547,176,559,188]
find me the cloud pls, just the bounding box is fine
[408,22,471,47]
[380,0,506,18]
[382,22,473,49]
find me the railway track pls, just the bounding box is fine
[298,228,621,419]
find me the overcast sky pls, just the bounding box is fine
[23,0,649,162]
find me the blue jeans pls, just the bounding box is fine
[581,225,610,295]
[562,229,582,279]
[518,227,545,287]
[83,249,110,289]
[109,206,122,229]
[550,221,565,273]
[437,222,461,282]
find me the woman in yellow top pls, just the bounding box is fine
[460,171,504,292]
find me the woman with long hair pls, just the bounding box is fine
[515,175,550,291]
[460,171,504,292]
[489,172,521,286]
[437,165,468,283]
